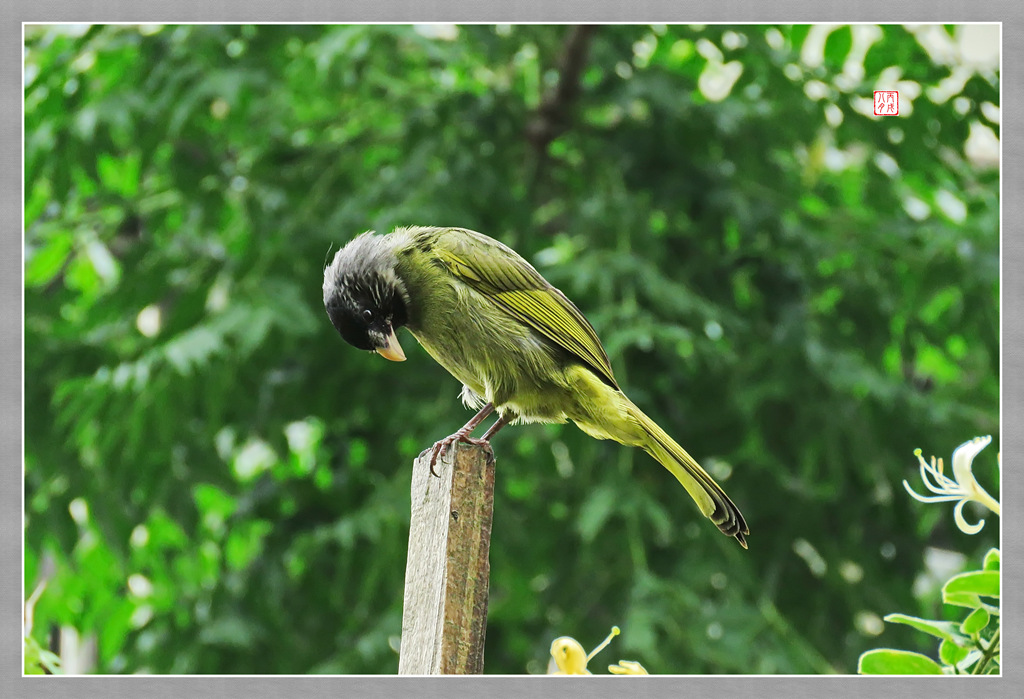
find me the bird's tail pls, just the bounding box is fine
[629,404,749,548]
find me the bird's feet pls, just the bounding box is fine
[428,429,490,477]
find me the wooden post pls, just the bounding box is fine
[398,442,495,674]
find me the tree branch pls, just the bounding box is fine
[525,25,597,154]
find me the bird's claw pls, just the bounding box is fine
[428,431,489,477]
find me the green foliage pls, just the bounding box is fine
[24,24,998,674]
[860,548,1000,675]
[859,649,943,675]
[24,633,63,676]
[860,435,999,676]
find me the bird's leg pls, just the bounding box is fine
[479,412,512,442]
[429,403,495,476]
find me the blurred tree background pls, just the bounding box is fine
[23,24,999,675]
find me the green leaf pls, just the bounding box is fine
[939,638,969,667]
[918,287,962,325]
[24,635,44,675]
[146,509,189,551]
[576,484,617,543]
[983,548,1000,571]
[789,25,811,52]
[193,483,237,534]
[823,26,853,68]
[858,649,944,675]
[225,519,272,570]
[960,607,990,635]
[883,613,969,645]
[25,232,74,287]
[24,634,63,675]
[944,593,986,610]
[799,194,830,217]
[96,151,142,197]
[943,571,999,602]
[915,343,961,383]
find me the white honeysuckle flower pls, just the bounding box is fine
[903,436,1000,535]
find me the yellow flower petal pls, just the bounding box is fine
[549,636,590,675]
[608,659,649,675]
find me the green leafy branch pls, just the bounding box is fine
[859,437,1000,675]
[24,581,63,675]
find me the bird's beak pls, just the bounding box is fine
[374,325,407,362]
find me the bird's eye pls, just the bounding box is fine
[362,309,374,322]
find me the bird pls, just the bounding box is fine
[322,226,749,547]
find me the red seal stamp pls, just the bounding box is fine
[873,90,899,116]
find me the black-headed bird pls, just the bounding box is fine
[323,226,748,547]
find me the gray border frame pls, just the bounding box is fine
[7,2,1021,698]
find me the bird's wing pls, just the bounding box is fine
[427,227,618,389]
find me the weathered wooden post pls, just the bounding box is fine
[398,442,495,674]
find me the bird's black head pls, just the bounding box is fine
[323,233,410,361]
